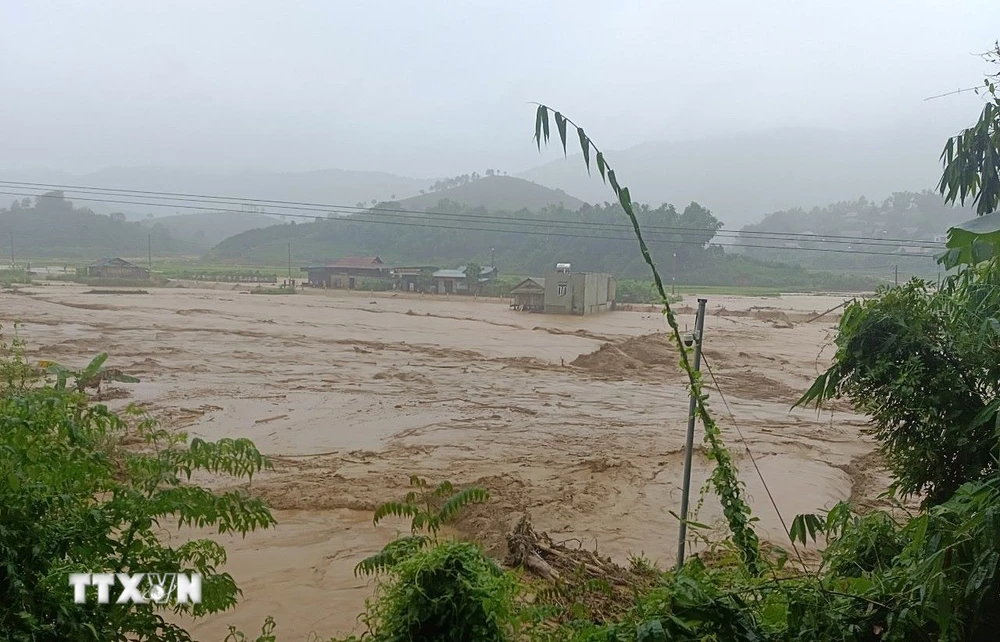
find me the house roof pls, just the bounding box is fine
[391,266,439,273]
[510,278,545,294]
[89,257,142,269]
[433,269,466,279]
[433,265,497,279]
[331,256,385,268]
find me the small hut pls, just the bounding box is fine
[509,277,545,311]
[86,258,150,280]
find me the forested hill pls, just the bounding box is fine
[0,192,196,259]
[138,211,281,249]
[735,190,972,271]
[208,199,721,279]
[397,176,585,212]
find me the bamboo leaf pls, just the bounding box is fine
[596,152,606,183]
[618,186,632,215]
[578,127,590,173]
[555,112,568,156]
[534,105,544,150]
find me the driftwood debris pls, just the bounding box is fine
[507,516,637,585]
[504,515,661,623]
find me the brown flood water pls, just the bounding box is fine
[1,282,887,640]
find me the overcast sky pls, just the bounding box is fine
[1,1,996,177]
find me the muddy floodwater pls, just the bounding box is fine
[1,282,886,640]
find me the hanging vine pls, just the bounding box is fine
[532,105,761,575]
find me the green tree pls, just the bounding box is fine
[938,42,1000,218]
[464,262,481,294]
[798,46,1000,505]
[0,342,275,641]
[796,276,1000,504]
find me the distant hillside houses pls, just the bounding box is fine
[299,257,501,294]
[84,257,149,280]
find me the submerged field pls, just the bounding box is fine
[0,282,885,639]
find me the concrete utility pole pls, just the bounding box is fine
[287,242,292,281]
[672,252,677,296]
[9,232,13,267]
[491,247,495,268]
[894,264,898,286]
[148,234,152,274]
[676,298,708,570]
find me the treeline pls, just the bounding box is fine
[0,192,195,259]
[210,198,882,290]
[425,169,508,193]
[737,190,971,272]
[209,198,724,279]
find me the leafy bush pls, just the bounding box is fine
[250,285,297,295]
[798,273,1000,505]
[350,540,519,642]
[0,384,275,640]
[356,476,489,577]
[0,324,38,395]
[0,268,30,285]
[339,478,512,642]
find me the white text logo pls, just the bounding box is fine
[69,573,202,604]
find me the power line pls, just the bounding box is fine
[0,179,946,248]
[701,351,807,572]
[0,189,931,259]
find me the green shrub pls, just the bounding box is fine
[352,540,519,642]
[0,384,275,640]
[798,274,1000,505]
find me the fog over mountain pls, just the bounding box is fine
[519,124,957,227]
[0,120,959,230]
[2,2,994,186]
[0,167,429,219]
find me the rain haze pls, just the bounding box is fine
[1,1,995,179]
[6,3,1000,640]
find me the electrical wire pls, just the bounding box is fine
[0,189,940,259]
[0,179,946,248]
[701,351,808,573]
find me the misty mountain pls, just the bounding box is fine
[0,167,431,218]
[0,192,196,260]
[137,211,282,249]
[734,190,970,274]
[209,200,720,275]
[519,126,951,227]
[397,176,585,212]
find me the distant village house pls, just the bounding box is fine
[85,258,150,280]
[432,265,498,294]
[301,256,388,289]
[509,277,545,312]
[512,263,615,315]
[391,266,439,292]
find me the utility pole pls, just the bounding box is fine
[287,242,292,281]
[8,232,13,268]
[672,252,677,296]
[148,234,152,275]
[491,247,495,269]
[676,298,708,570]
[894,264,898,286]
